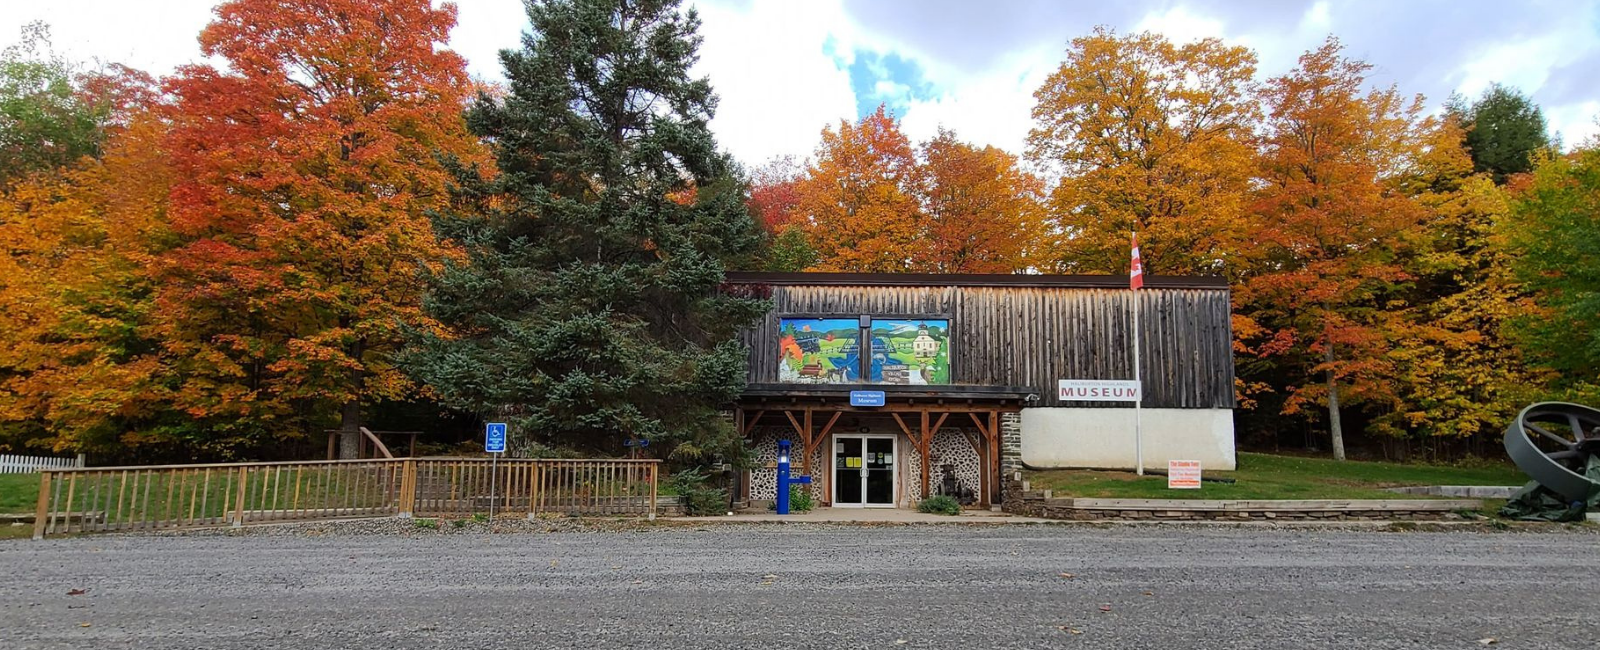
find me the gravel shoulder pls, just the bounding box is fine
[2,521,1596,649]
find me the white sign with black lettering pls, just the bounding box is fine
[1057,379,1142,402]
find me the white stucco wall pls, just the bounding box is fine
[1021,407,1236,471]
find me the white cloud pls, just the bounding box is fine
[690,0,859,166]
[450,0,529,83]
[896,46,1057,158]
[1133,5,1227,43]
[1,0,215,75]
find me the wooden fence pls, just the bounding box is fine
[32,457,659,539]
[1,453,85,474]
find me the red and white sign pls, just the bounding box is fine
[1167,460,1202,489]
[1058,379,1141,402]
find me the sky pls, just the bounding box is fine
[6,0,1599,167]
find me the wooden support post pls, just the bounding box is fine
[647,463,658,521]
[397,459,417,518]
[232,466,249,527]
[919,412,931,499]
[801,409,813,481]
[988,411,1000,505]
[31,471,50,540]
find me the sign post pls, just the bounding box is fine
[485,423,507,519]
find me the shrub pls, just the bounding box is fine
[413,518,439,530]
[669,468,728,516]
[917,495,961,516]
[789,485,815,513]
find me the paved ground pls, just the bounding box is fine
[2,524,1595,649]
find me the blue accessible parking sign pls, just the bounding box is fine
[485,423,507,454]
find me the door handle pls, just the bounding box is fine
[859,468,867,478]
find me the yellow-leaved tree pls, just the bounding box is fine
[1027,27,1259,277]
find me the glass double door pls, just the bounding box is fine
[834,436,896,507]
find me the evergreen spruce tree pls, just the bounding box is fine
[1450,84,1551,183]
[406,0,767,460]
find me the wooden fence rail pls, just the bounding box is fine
[33,457,660,539]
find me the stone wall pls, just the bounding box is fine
[1005,490,1480,522]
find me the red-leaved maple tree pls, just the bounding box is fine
[157,0,488,456]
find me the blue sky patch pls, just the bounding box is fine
[843,49,937,118]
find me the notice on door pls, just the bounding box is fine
[1167,460,1201,489]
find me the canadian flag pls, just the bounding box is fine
[1130,231,1144,290]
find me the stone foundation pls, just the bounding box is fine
[1005,490,1481,522]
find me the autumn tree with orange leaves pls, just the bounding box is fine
[783,107,1041,273]
[791,106,924,272]
[1027,27,1258,277]
[158,0,487,457]
[918,130,1045,273]
[1237,38,1430,460]
[0,110,173,455]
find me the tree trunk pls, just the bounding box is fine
[338,399,362,459]
[337,337,366,459]
[1324,344,1347,461]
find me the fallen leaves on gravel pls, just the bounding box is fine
[1056,626,1084,635]
[1058,572,1075,579]
[1098,604,1112,612]
[1477,639,1497,645]
[67,588,86,596]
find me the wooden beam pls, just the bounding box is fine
[817,411,843,438]
[783,410,806,438]
[890,413,914,438]
[740,410,767,437]
[968,411,991,437]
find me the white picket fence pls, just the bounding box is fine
[0,453,85,474]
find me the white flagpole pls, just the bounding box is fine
[1131,230,1144,476]
[1133,290,1143,476]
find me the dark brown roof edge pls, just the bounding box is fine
[724,271,1229,290]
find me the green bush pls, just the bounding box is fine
[765,484,816,513]
[789,485,815,513]
[917,495,961,516]
[669,468,728,516]
[413,518,439,529]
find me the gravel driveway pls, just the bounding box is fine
[1,522,1594,649]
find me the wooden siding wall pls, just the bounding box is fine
[740,285,1235,409]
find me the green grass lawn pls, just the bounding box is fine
[1024,452,1529,501]
[1,473,41,513]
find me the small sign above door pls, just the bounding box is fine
[850,390,886,407]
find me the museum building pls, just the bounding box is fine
[723,272,1236,509]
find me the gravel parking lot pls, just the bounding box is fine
[2,522,1595,649]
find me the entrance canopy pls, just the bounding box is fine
[736,384,1036,507]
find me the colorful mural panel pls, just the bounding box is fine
[868,319,951,384]
[777,318,861,383]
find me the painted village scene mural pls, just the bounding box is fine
[777,318,951,385]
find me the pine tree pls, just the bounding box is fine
[406,0,767,460]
